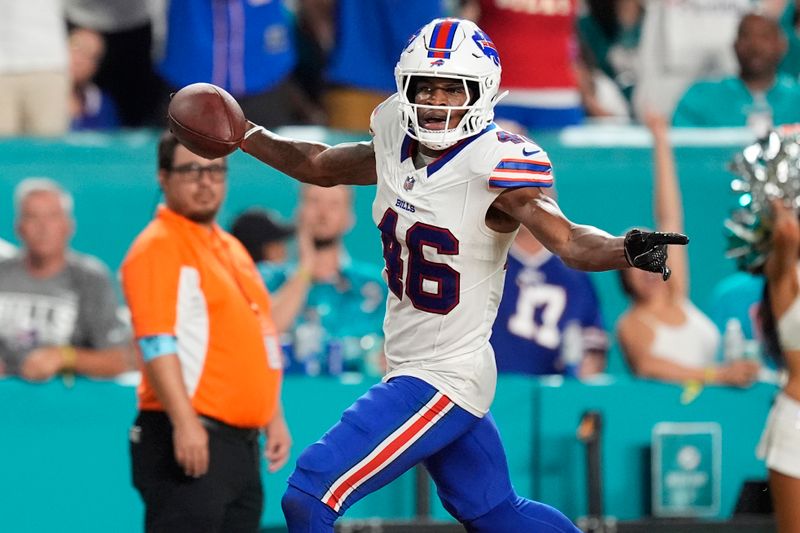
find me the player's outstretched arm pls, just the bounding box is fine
[492,187,688,275]
[240,123,378,187]
[492,187,627,271]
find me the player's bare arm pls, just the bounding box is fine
[491,187,688,276]
[490,187,628,271]
[240,124,378,187]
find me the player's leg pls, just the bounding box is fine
[281,376,479,533]
[425,412,580,533]
[769,469,800,533]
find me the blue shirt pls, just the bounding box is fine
[158,0,296,96]
[260,259,387,376]
[490,249,607,375]
[70,85,120,131]
[326,0,445,92]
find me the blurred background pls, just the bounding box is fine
[0,0,796,531]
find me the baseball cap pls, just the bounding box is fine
[230,209,295,262]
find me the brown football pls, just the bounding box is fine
[167,83,247,159]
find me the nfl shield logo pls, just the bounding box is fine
[404,176,415,191]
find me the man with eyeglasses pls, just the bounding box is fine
[120,131,292,532]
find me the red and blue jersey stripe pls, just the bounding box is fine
[489,158,553,188]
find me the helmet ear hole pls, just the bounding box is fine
[406,76,418,102]
[466,81,480,105]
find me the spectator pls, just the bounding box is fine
[576,38,633,121]
[0,0,69,136]
[299,0,446,131]
[757,196,800,533]
[772,0,800,78]
[673,12,800,133]
[121,132,291,532]
[231,207,319,338]
[491,222,608,378]
[577,0,644,105]
[0,178,130,380]
[463,0,585,130]
[634,0,750,121]
[231,208,295,264]
[64,0,163,127]
[617,115,760,386]
[260,185,386,376]
[156,0,314,128]
[68,28,120,131]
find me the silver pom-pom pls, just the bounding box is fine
[725,126,800,272]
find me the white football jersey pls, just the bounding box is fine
[370,96,554,415]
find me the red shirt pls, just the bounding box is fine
[479,0,579,90]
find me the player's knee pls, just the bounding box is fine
[281,485,338,531]
[464,494,580,533]
[281,485,313,521]
[281,485,338,530]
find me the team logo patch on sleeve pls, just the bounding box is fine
[489,158,553,188]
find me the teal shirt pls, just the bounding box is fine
[577,15,641,101]
[672,75,800,127]
[708,272,764,341]
[259,259,387,376]
[779,1,800,78]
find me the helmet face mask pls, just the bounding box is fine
[395,19,505,151]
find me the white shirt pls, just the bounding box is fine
[0,239,16,259]
[0,0,68,73]
[638,300,721,368]
[632,0,750,119]
[370,96,554,415]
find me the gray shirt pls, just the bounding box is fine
[0,253,130,374]
[64,0,151,33]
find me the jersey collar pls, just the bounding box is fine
[400,123,497,177]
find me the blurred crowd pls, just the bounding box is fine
[5,0,800,136]
[1,0,797,388]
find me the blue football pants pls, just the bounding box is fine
[281,376,579,532]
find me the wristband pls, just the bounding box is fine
[243,125,266,141]
[296,267,312,283]
[61,345,77,372]
[61,346,77,389]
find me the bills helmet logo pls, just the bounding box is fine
[472,30,500,67]
[430,59,445,67]
[404,176,416,191]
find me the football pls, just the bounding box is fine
[167,83,247,159]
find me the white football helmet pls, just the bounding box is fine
[395,18,505,151]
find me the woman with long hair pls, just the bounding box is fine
[617,114,760,385]
[757,197,800,532]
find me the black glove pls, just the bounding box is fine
[624,229,689,281]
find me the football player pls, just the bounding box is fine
[240,17,686,533]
